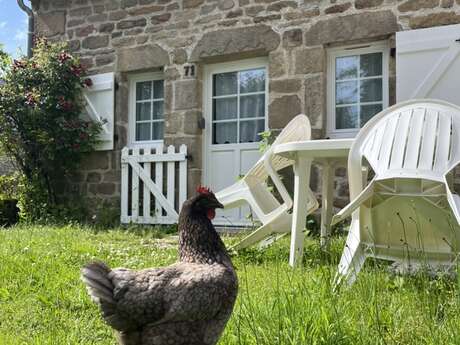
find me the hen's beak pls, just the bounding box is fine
[210,197,224,209]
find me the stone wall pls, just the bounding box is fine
[32,0,460,216]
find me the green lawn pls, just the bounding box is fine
[1,225,460,344]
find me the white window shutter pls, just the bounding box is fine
[396,24,460,106]
[83,72,115,151]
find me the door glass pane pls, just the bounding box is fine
[239,120,264,143]
[153,101,164,120]
[336,80,358,105]
[360,78,382,102]
[240,94,265,119]
[336,56,358,80]
[136,102,151,121]
[336,106,358,129]
[360,104,382,126]
[213,122,237,144]
[240,69,265,94]
[136,81,152,100]
[136,123,151,141]
[153,80,164,99]
[213,72,237,96]
[213,97,237,121]
[152,122,164,140]
[360,53,382,77]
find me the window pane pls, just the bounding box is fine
[240,94,265,119]
[240,69,265,94]
[136,123,151,141]
[153,80,164,99]
[213,97,237,121]
[152,122,164,140]
[153,101,164,120]
[213,72,237,96]
[336,80,358,105]
[136,102,151,121]
[360,78,382,102]
[336,56,358,80]
[360,104,382,127]
[360,53,382,77]
[136,81,152,100]
[213,122,237,144]
[336,106,358,129]
[239,120,264,143]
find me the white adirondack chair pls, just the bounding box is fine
[332,99,460,285]
[215,114,319,250]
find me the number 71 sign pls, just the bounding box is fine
[184,64,196,77]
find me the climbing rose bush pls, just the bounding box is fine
[0,38,102,221]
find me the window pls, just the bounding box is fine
[129,72,164,144]
[211,67,267,145]
[327,42,389,138]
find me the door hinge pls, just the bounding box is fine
[198,117,205,129]
[390,47,396,58]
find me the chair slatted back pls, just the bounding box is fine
[245,114,311,185]
[359,101,460,178]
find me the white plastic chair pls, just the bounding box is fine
[332,99,460,285]
[215,114,319,250]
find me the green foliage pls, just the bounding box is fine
[258,130,274,153]
[89,201,122,229]
[0,226,460,344]
[0,38,102,221]
[0,44,11,78]
[0,174,18,200]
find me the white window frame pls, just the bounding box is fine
[128,71,165,147]
[202,57,269,185]
[327,41,389,138]
[203,58,269,148]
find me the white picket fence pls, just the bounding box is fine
[120,144,187,225]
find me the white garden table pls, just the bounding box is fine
[273,139,353,267]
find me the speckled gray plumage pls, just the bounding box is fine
[82,193,238,345]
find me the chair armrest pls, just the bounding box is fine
[331,182,374,225]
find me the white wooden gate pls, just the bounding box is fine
[396,24,460,105]
[120,144,187,225]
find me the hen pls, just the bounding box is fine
[81,187,238,345]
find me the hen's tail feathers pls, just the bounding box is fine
[81,261,129,331]
[81,261,115,305]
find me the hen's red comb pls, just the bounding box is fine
[196,185,212,195]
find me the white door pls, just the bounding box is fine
[396,24,460,104]
[203,58,268,226]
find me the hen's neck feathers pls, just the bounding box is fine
[178,202,232,267]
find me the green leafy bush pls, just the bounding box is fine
[0,174,18,200]
[0,38,102,221]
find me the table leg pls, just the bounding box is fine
[320,161,335,249]
[289,156,311,267]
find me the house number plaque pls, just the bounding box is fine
[184,64,196,77]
